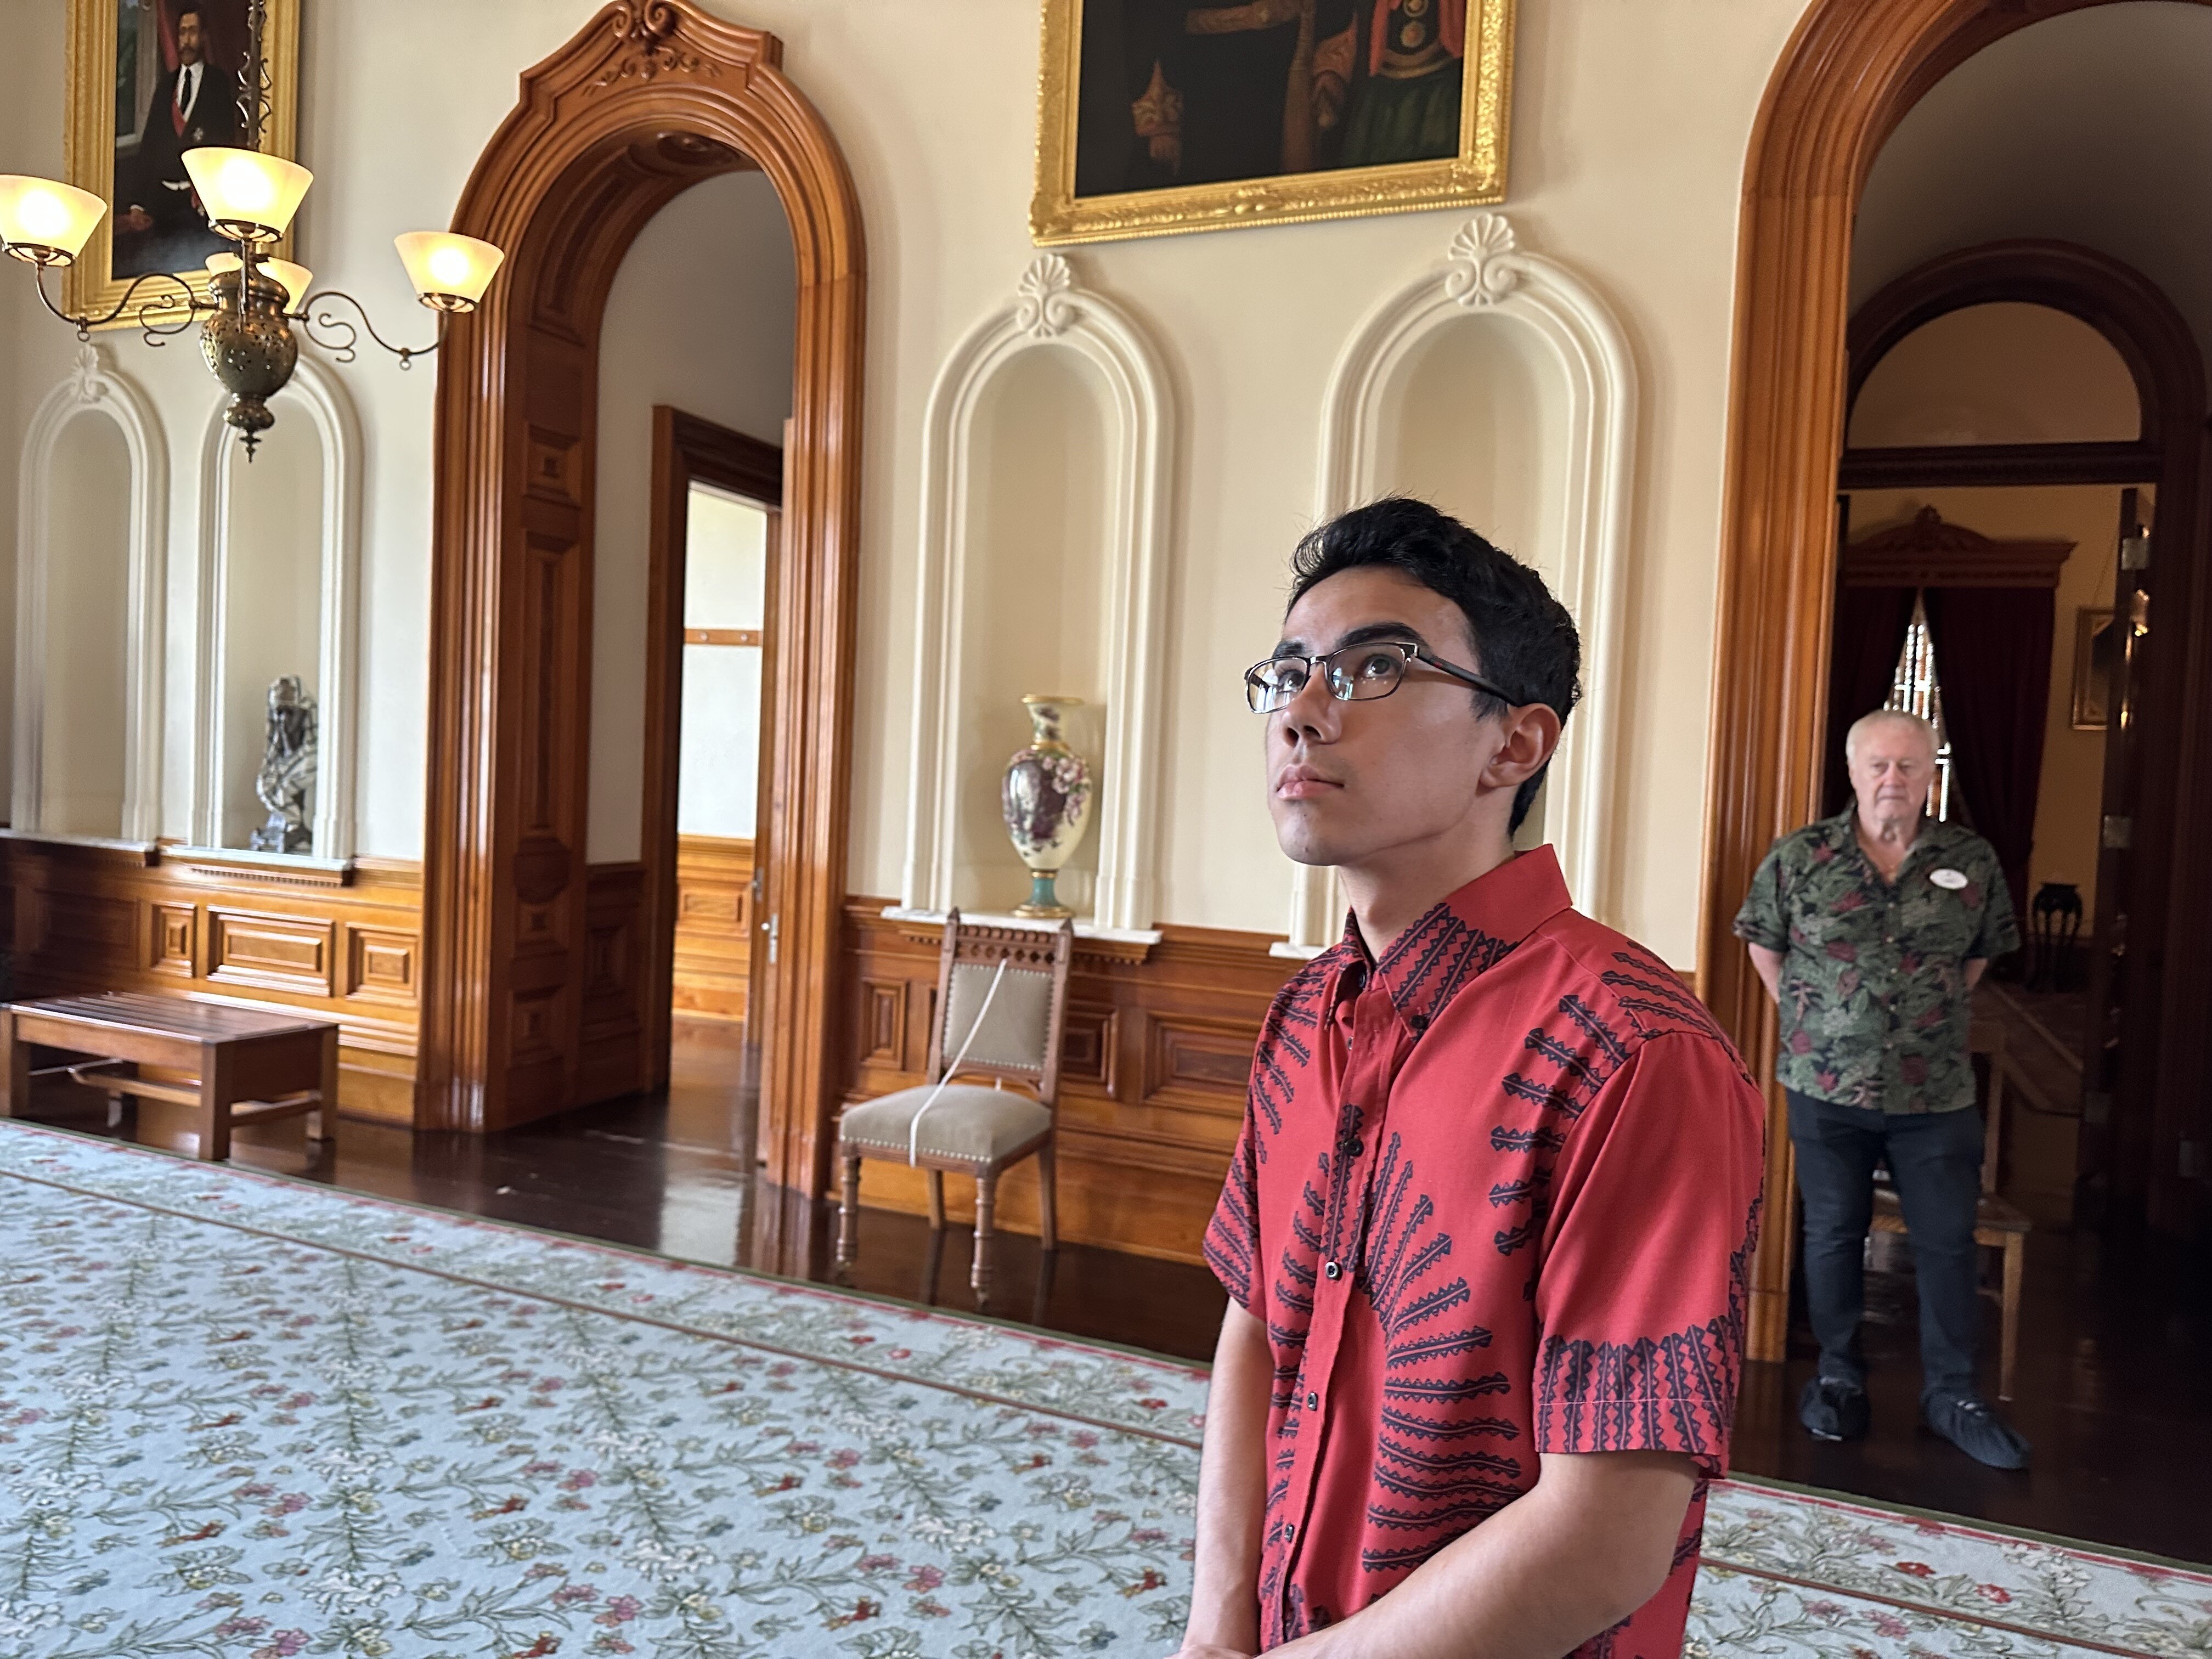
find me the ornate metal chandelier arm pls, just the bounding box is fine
[294,290,441,368]
[32,263,204,344]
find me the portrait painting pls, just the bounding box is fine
[1032,0,1515,246]
[64,0,300,328]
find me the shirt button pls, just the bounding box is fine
[1306,1390,1319,1409]
[1285,1522,1296,1543]
[1324,1261,1342,1280]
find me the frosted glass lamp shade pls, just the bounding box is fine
[0,176,107,264]
[395,231,504,313]
[210,251,314,310]
[182,148,312,241]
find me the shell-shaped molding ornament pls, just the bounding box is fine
[1443,212,1522,309]
[1015,255,1078,339]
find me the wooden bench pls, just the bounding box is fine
[0,994,338,1163]
[1870,1019,2027,1400]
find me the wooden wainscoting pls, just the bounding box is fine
[0,839,423,1123]
[673,836,754,1023]
[839,899,1300,1265]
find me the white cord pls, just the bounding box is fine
[907,955,1010,1165]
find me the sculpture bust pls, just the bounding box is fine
[248,675,317,854]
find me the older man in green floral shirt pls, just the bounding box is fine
[1735,709,2027,1469]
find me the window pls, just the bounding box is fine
[1886,593,1959,821]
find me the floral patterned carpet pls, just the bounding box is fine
[0,1122,2204,1659]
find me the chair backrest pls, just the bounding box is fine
[923,910,1075,1109]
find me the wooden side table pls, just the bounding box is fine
[1,993,338,1163]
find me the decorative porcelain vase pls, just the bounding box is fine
[1001,695,1094,919]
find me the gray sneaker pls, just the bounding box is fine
[1925,1392,2030,1469]
[1799,1376,1870,1441]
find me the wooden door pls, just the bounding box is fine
[2076,487,2151,1221]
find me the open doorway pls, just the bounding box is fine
[640,412,784,1185]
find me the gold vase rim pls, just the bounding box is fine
[1020,694,1085,707]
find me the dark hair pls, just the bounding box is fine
[1287,497,1582,832]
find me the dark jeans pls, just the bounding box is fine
[1787,1089,1984,1401]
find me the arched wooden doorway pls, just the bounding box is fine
[416,1,864,1210]
[1707,0,2212,1359]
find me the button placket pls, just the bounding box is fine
[1275,983,1399,1629]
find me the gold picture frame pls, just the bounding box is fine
[63,0,301,330]
[2071,606,2117,731]
[1032,0,1514,247]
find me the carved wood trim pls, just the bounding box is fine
[1837,440,2159,490]
[1709,1,2212,1344]
[419,0,865,1153]
[1840,507,2073,589]
[641,410,783,1085]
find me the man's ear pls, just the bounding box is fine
[1483,702,1563,793]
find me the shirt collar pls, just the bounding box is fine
[1334,844,1574,1028]
[1827,804,1963,864]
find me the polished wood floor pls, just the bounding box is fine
[15,1018,2207,1566]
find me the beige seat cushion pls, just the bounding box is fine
[838,1084,1052,1164]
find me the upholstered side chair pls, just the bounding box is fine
[834,910,1074,1306]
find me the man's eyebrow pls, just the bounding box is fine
[1270,621,1433,657]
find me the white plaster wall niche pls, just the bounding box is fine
[188,353,364,865]
[1280,212,1639,955]
[891,253,1176,942]
[10,343,169,845]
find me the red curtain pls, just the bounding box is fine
[1923,586,2055,924]
[1822,585,1919,815]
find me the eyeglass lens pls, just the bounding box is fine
[1248,644,1410,711]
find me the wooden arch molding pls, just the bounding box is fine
[1706,0,2212,1357]
[418,0,865,1202]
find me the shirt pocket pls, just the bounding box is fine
[1901,880,1979,960]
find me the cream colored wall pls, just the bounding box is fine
[1849,303,2140,447]
[0,0,1818,964]
[1844,486,2118,917]
[678,487,770,842]
[41,412,133,838]
[219,414,324,847]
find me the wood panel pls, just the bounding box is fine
[1708,0,2212,1359]
[672,835,754,1023]
[837,898,1299,1264]
[0,839,423,1125]
[421,0,865,1154]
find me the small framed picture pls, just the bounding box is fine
[63,0,302,329]
[2071,607,2117,731]
[1031,0,1516,247]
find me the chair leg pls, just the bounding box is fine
[1036,1141,1059,1254]
[971,1168,998,1307]
[836,1153,862,1268]
[1999,1233,2023,1402]
[926,1169,946,1232]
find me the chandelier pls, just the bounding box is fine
[0,2,502,456]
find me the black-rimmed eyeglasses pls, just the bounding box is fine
[1244,641,1517,714]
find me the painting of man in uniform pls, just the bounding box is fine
[1073,0,1468,197]
[108,0,246,279]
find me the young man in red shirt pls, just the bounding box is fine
[1172,500,1767,1658]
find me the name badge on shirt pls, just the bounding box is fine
[1929,868,1970,890]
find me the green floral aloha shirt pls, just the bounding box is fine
[1734,808,2018,1115]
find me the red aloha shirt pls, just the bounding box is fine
[1205,847,1767,1655]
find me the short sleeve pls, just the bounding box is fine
[1731,842,1789,952]
[1531,1034,1767,1477]
[1203,1114,1262,1313]
[1970,847,2021,960]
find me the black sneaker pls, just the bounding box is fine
[1925,1392,2030,1469]
[1799,1376,1870,1441]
